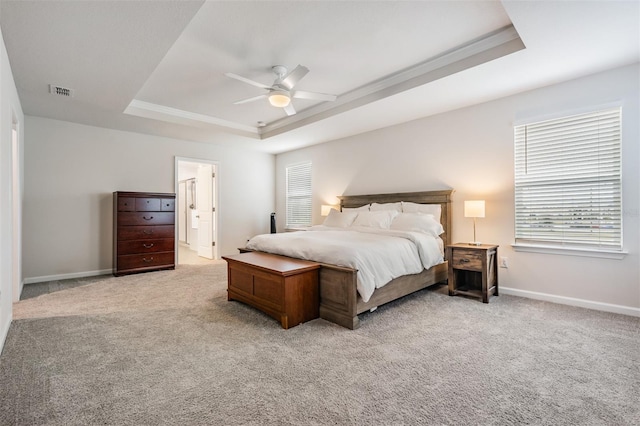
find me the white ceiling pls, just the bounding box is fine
[1,1,638,154]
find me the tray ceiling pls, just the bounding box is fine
[1,1,638,153]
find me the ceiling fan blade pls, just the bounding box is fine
[293,90,337,102]
[225,72,271,90]
[281,65,309,90]
[284,103,297,116]
[233,94,267,105]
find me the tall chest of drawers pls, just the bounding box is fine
[113,191,176,276]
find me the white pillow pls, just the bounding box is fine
[322,209,358,228]
[391,213,444,237]
[370,202,402,212]
[401,202,442,221]
[352,210,398,229]
[342,204,370,212]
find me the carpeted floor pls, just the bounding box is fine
[1,264,639,425]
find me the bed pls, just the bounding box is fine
[245,190,453,329]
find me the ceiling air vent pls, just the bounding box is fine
[49,84,75,98]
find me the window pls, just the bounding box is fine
[286,162,312,228]
[514,107,622,251]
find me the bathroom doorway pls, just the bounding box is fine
[175,157,220,264]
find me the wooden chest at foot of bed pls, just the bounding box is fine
[222,252,320,329]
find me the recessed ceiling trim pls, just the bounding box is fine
[259,25,524,139]
[124,100,260,138]
[125,25,523,141]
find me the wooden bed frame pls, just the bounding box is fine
[317,189,453,329]
[242,189,453,329]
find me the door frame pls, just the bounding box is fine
[11,111,22,302]
[174,156,220,261]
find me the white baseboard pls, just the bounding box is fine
[500,286,640,317]
[23,269,112,285]
[0,312,11,356]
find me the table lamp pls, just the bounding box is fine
[464,200,485,246]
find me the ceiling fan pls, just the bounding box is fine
[225,65,337,116]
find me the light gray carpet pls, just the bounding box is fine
[1,264,638,425]
[19,275,111,301]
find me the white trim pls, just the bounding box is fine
[0,314,10,355]
[512,243,628,260]
[262,25,524,138]
[23,269,112,285]
[125,100,260,136]
[11,111,22,302]
[125,26,524,141]
[500,286,640,317]
[284,226,311,232]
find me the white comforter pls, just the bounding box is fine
[245,226,444,303]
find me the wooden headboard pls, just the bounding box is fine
[338,190,454,250]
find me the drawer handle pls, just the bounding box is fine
[143,229,154,235]
[460,258,470,263]
[143,243,154,248]
[143,216,154,220]
[143,257,154,263]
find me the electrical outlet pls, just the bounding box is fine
[500,257,508,268]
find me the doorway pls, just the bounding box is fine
[175,157,220,264]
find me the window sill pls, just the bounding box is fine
[284,226,311,232]
[512,243,628,260]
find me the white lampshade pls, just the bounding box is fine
[321,205,336,216]
[464,200,485,218]
[268,90,291,107]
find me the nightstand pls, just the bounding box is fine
[446,243,498,303]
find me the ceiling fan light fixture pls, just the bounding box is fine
[268,90,291,107]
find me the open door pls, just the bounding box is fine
[196,164,214,259]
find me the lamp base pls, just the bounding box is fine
[468,241,482,246]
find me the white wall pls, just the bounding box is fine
[275,64,640,315]
[0,28,24,351]
[23,117,275,281]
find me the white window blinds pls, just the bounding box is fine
[514,107,622,250]
[286,162,312,228]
